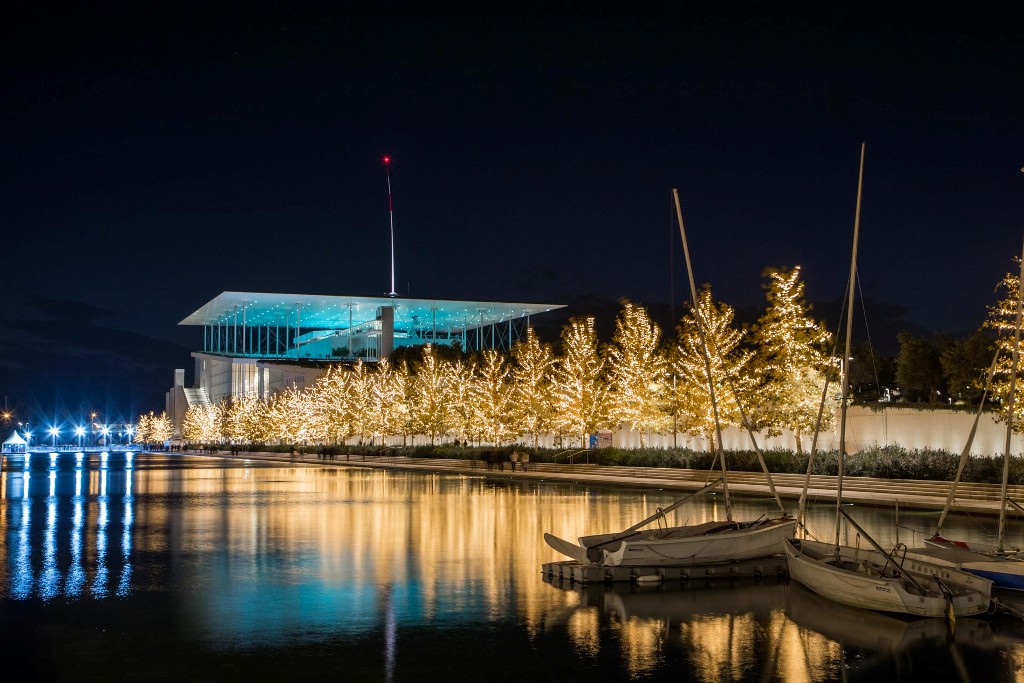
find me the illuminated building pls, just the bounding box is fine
[166,291,564,434]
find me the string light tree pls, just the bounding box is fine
[365,358,408,448]
[311,365,358,448]
[133,412,153,446]
[548,317,610,451]
[474,349,515,447]
[985,254,1024,428]
[267,385,312,446]
[748,266,835,454]
[605,300,668,447]
[408,345,458,446]
[151,412,174,445]
[510,328,555,448]
[668,286,755,451]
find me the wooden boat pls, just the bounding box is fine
[910,542,1024,591]
[784,144,992,619]
[544,479,795,566]
[785,536,991,617]
[579,516,796,567]
[544,189,794,567]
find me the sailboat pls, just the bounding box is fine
[783,143,993,618]
[915,232,1024,590]
[543,189,795,568]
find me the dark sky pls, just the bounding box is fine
[2,3,1023,417]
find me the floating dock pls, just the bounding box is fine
[541,556,788,584]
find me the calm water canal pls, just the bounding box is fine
[3,451,1024,681]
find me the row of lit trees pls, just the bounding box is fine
[151,258,1024,450]
[177,266,842,451]
[133,411,174,445]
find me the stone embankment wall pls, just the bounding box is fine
[610,407,1024,457]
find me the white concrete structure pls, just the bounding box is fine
[610,406,1024,457]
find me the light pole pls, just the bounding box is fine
[101,425,110,447]
[49,426,59,448]
[126,425,135,445]
[75,425,85,448]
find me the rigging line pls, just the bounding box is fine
[855,271,883,399]
[797,272,851,529]
[669,196,675,329]
[686,292,786,514]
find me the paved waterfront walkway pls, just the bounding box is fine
[174,448,1024,518]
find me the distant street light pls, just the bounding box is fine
[75,425,86,448]
[101,425,110,447]
[48,426,59,447]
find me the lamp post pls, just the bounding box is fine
[75,425,85,448]
[49,426,59,448]
[101,425,110,447]
[126,425,135,445]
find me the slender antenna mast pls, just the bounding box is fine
[383,155,398,297]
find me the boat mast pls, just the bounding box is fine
[997,231,1024,551]
[936,348,1000,534]
[673,189,732,521]
[836,143,865,550]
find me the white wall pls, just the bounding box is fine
[610,406,1024,457]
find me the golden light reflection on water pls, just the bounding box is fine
[4,453,1024,679]
[567,607,600,657]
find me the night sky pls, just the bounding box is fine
[2,4,1022,420]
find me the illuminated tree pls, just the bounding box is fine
[668,286,753,449]
[267,385,314,444]
[985,259,1024,429]
[346,361,371,443]
[510,327,555,447]
[182,404,220,442]
[150,411,174,443]
[605,301,668,446]
[365,359,407,445]
[408,345,456,445]
[749,267,834,452]
[548,317,609,448]
[221,395,271,444]
[312,365,356,444]
[449,358,480,444]
[134,412,153,445]
[474,349,514,445]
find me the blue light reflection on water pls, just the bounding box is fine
[1,452,134,601]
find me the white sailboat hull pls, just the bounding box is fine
[595,518,795,567]
[911,543,1024,591]
[785,538,991,618]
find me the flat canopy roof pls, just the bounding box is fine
[179,292,565,331]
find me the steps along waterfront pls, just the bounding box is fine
[172,449,1024,517]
